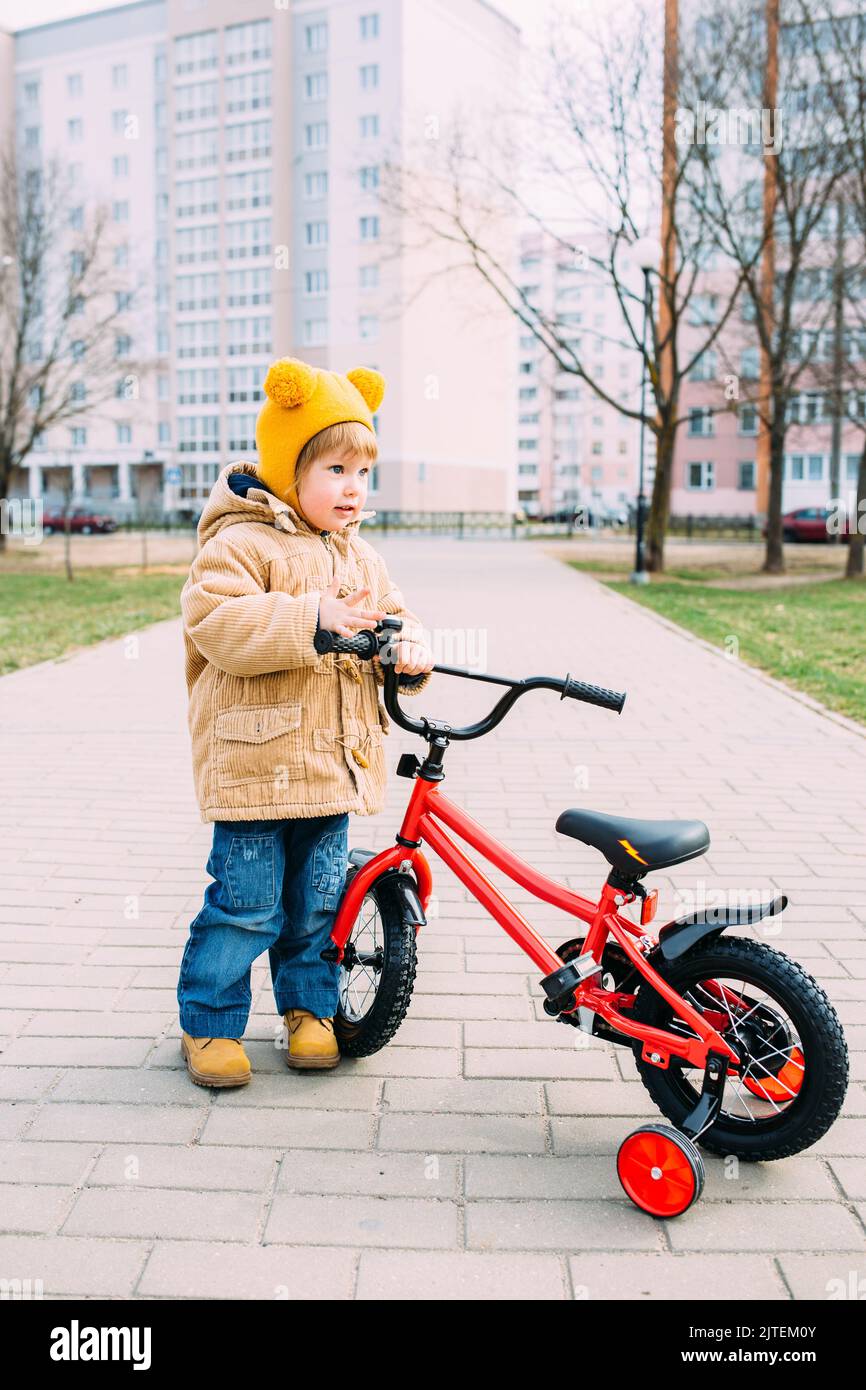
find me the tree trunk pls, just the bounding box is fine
[845,435,866,578]
[0,452,12,555]
[646,416,676,573]
[762,418,786,574]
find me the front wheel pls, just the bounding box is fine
[333,874,417,1057]
[630,936,848,1160]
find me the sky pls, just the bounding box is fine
[0,0,555,37]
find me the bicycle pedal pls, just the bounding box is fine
[541,952,602,1015]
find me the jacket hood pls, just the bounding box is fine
[196,461,377,551]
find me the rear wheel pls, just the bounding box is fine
[630,936,848,1160]
[333,875,417,1057]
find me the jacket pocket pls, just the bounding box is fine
[215,702,304,788]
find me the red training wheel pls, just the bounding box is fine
[616,1124,705,1218]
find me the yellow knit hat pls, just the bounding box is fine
[254,357,386,515]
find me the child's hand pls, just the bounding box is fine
[390,638,435,676]
[319,577,386,639]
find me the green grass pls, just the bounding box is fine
[0,569,184,675]
[605,578,866,724]
[567,558,730,582]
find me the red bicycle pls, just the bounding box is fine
[315,618,849,1218]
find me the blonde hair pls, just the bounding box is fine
[295,421,377,487]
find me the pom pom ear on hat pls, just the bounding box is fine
[346,367,385,414]
[262,358,318,410]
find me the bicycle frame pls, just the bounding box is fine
[329,772,741,1073]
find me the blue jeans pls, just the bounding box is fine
[177,813,349,1037]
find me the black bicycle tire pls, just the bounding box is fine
[630,935,849,1160]
[333,875,417,1057]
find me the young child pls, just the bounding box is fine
[177,357,434,1087]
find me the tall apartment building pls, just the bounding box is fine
[1,0,520,518]
[516,228,643,518]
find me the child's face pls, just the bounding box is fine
[295,450,372,532]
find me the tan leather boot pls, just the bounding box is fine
[283,1008,341,1069]
[181,1033,251,1087]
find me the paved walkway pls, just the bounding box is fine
[1,537,864,1300]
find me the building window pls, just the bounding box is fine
[305,72,328,101]
[688,406,714,437]
[305,22,328,53]
[360,165,379,191]
[117,423,132,444]
[112,63,128,89]
[113,200,129,222]
[70,427,87,447]
[304,121,328,150]
[360,114,379,138]
[158,421,171,444]
[738,403,758,435]
[305,220,328,246]
[359,264,379,289]
[303,319,327,346]
[808,454,824,480]
[113,155,129,178]
[25,126,40,149]
[225,18,272,66]
[24,80,40,104]
[738,460,755,490]
[687,461,715,489]
[360,64,379,89]
[359,315,379,340]
[360,13,380,39]
[304,171,328,199]
[67,118,83,142]
[304,268,328,295]
[845,453,861,481]
[67,73,83,98]
[70,381,86,402]
[688,349,717,382]
[115,335,132,358]
[360,215,379,241]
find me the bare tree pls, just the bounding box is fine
[791,0,866,578]
[376,0,763,571]
[683,1,854,573]
[0,140,144,553]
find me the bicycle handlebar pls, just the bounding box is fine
[313,616,627,740]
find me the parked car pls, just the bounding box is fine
[761,506,851,543]
[42,509,118,535]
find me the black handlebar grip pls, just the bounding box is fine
[313,628,378,659]
[560,676,626,713]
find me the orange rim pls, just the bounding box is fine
[617,1128,700,1217]
[742,1045,805,1102]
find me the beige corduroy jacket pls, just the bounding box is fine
[180,461,431,823]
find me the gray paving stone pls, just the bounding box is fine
[62,1186,262,1241]
[567,1252,788,1300]
[137,1240,357,1299]
[356,1250,567,1299]
[0,1235,149,1296]
[264,1194,458,1248]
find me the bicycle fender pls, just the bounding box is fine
[657,894,788,962]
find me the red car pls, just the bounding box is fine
[42,509,118,535]
[762,506,851,542]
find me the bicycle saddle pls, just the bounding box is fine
[555,808,710,875]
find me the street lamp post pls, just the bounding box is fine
[629,238,660,586]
